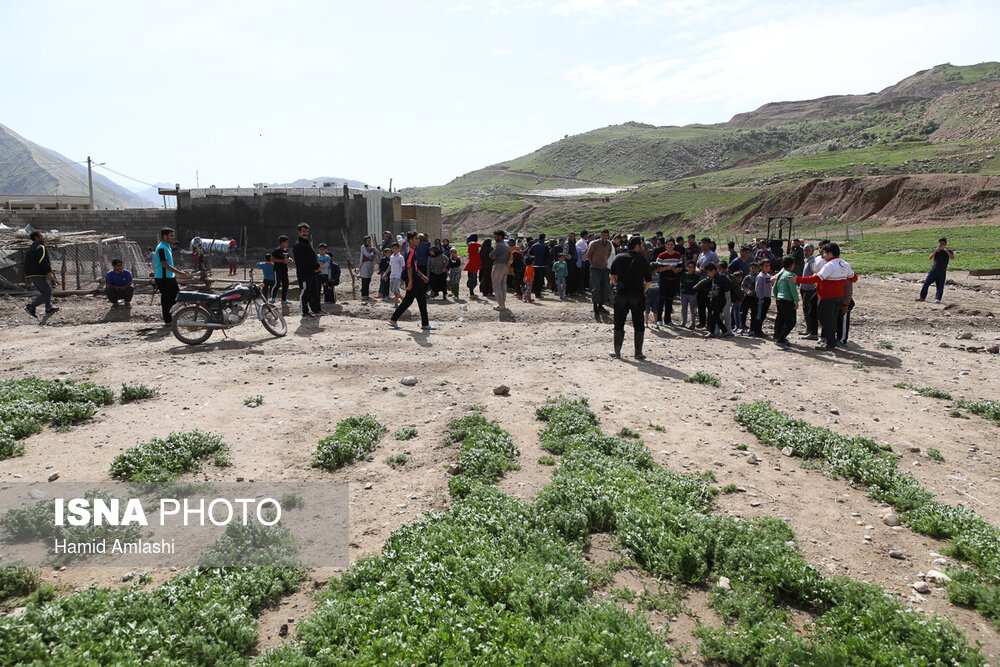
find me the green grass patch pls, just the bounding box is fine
[617,426,640,439]
[648,422,667,432]
[950,409,971,419]
[538,455,557,466]
[243,394,264,407]
[876,340,894,350]
[851,362,870,373]
[684,371,720,387]
[735,401,1000,629]
[109,430,230,482]
[719,483,740,494]
[0,567,302,664]
[446,413,519,497]
[313,414,386,470]
[385,453,408,466]
[955,399,1000,426]
[0,377,114,459]
[119,383,159,402]
[393,426,418,441]
[0,564,38,602]
[927,447,945,462]
[893,382,952,400]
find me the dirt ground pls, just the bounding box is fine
[1,271,999,662]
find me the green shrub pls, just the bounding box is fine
[956,399,1000,426]
[538,455,556,466]
[893,382,952,400]
[684,371,720,387]
[927,447,944,462]
[243,394,264,407]
[119,383,159,402]
[393,426,418,441]
[447,413,519,496]
[109,430,230,482]
[0,564,38,602]
[0,378,115,458]
[313,414,386,470]
[385,453,408,466]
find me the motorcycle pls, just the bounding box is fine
[170,270,287,345]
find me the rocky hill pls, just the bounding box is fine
[400,62,1000,236]
[0,123,155,209]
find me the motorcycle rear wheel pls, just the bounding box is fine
[259,302,287,337]
[171,306,214,345]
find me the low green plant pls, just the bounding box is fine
[393,426,418,441]
[385,453,409,466]
[648,422,667,432]
[719,484,739,494]
[684,371,720,387]
[735,401,1000,629]
[949,410,970,419]
[313,415,386,470]
[467,403,486,412]
[394,391,406,397]
[0,567,302,663]
[851,362,870,373]
[893,382,952,400]
[927,447,944,462]
[447,413,519,497]
[0,377,115,459]
[280,493,305,510]
[243,394,264,407]
[538,455,557,466]
[734,444,748,451]
[617,427,640,439]
[0,564,38,602]
[876,340,894,350]
[109,430,230,482]
[956,399,1000,426]
[119,383,159,402]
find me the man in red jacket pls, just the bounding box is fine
[795,242,857,351]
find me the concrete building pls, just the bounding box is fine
[1,194,92,210]
[401,203,443,240]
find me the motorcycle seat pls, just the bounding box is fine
[176,291,219,302]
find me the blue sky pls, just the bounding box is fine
[2,0,997,191]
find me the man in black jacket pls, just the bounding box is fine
[292,223,321,318]
[24,231,59,318]
[609,236,652,360]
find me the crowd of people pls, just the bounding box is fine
[31,226,966,360]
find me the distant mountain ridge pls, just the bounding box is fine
[267,177,369,190]
[0,123,156,209]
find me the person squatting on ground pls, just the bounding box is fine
[916,237,954,304]
[389,231,434,331]
[153,228,188,324]
[104,259,134,307]
[293,223,322,318]
[609,236,652,360]
[24,230,60,318]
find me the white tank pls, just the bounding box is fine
[191,237,236,252]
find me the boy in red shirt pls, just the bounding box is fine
[464,234,481,298]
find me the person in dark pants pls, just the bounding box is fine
[916,237,954,303]
[795,243,857,351]
[153,228,188,324]
[609,236,652,360]
[655,238,683,326]
[23,230,60,318]
[586,230,613,321]
[389,231,433,331]
[799,244,819,339]
[771,255,799,349]
[529,234,549,299]
[292,223,321,318]
[103,259,134,307]
[564,233,579,295]
[271,236,292,304]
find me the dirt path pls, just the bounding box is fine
[1,272,998,660]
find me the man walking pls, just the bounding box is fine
[529,234,549,299]
[586,229,613,321]
[293,223,322,318]
[916,237,954,304]
[153,228,188,325]
[23,230,60,318]
[389,231,433,331]
[609,236,652,360]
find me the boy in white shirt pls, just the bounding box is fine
[383,242,406,306]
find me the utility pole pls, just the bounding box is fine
[87,156,95,209]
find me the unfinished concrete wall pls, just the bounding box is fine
[0,209,175,248]
[400,204,443,240]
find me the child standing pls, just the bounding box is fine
[428,246,449,300]
[679,261,699,328]
[752,260,772,336]
[522,264,535,302]
[317,244,334,303]
[741,262,759,333]
[384,242,405,307]
[256,253,275,301]
[553,253,568,300]
[464,234,482,298]
[772,255,799,349]
[378,247,392,302]
[729,271,744,334]
[447,248,463,299]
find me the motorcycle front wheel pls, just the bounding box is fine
[171,306,214,345]
[259,302,287,337]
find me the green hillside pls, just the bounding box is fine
[403,63,1000,234]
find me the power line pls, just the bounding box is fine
[93,163,159,188]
